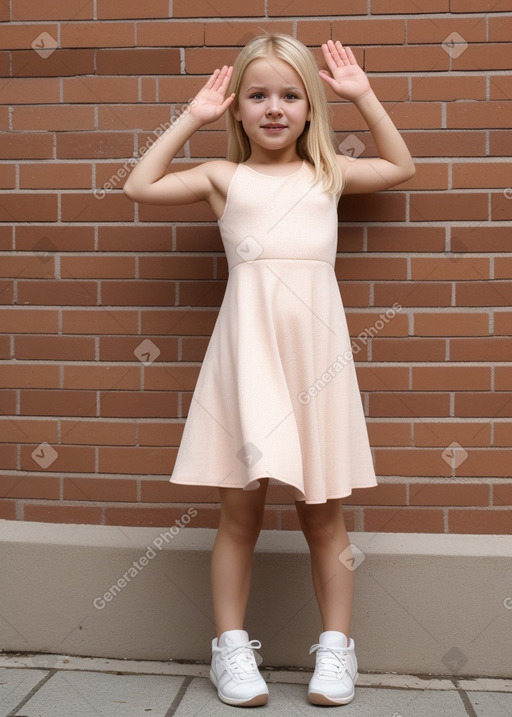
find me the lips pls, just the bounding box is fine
[262,123,287,131]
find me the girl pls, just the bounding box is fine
[124,34,414,708]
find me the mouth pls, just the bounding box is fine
[262,124,287,132]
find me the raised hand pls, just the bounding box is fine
[319,41,371,102]
[189,65,236,125]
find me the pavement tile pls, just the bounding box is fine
[8,671,183,717]
[467,690,512,717]
[174,677,470,716]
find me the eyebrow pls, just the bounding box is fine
[245,85,303,93]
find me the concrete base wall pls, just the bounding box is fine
[1,519,510,678]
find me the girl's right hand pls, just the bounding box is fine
[188,66,236,126]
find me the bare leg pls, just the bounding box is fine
[211,479,269,640]
[295,498,353,638]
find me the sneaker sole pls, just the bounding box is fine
[308,671,358,706]
[308,690,355,705]
[210,669,269,707]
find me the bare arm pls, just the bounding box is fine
[123,66,235,206]
[320,40,415,195]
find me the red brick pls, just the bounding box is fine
[404,131,486,158]
[453,45,512,71]
[269,0,366,14]
[447,102,512,129]
[24,505,103,525]
[410,193,488,222]
[494,483,512,505]
[12,0,93,19]
[452,162,511,189]
[448,509,512,535]
[136,21,205,46]
[139,422,183,447]
[0,474,59,499]
[12,49,95,78]
[456,283,512,307]
[369,393,450,418]
[0,193,57,221]
[141,309,218,336]
[103,505,224,528]
[15,226,94,253]
[21,390,97,417]
[450,338,512,361]
[61,309,138,335]
[331,18,404,44]
[411,257,490,281]
[0,308,58,333]
[139,256,215,280]
[17,280,97,306]
[414,422,491,447]
[15,336,94,361]
[410,483,489,506]
[455,393,512,418]
[451,226,511,253]
[372,338,446,362]
[61,22,135,49]
[412,366,490,391]
[411,75,486,101]
[98,0,174,19]
[61,419,135,446]
[373,0,449,10]
[63,365,141,390]
[374,283,451,308]
[364,507,445,533]
[0,78,59,103]
[63,477,137,502]
[20,444,95,472]
[451,0,512,9]
[97,49,180,75]
[0,133,53,159]
[407,16,486,43]
[414,312,489,337]
[0,418,58,443]
[365,45,449,72]
[100,392,178,418]
[99,446,176,475]
[20,163,92,189]
[99,336,178,362]
[0,364,60,389]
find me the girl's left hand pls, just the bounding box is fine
[319,40,371,102]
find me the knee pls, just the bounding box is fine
[220,506,264,544]
[298,504,346,548]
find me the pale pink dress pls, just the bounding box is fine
[169,161,378,503]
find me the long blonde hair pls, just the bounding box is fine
[226,33,344,197]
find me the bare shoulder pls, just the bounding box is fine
[202,160,239,191]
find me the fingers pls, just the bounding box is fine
[202,65,233,94]
[321,40,356,69]
[212,65,233,93]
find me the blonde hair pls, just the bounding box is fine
[226,33,344,197]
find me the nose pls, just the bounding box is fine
[265,96,283,117]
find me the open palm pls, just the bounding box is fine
[189,65,235,125]
[319,41,371,102]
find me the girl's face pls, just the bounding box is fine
[234,55,311,158]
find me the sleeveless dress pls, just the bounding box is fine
[169,160,378,503]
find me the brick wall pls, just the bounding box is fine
[1,1,511,534]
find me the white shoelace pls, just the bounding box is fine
[309,644,349,679]
[221,640,262,681]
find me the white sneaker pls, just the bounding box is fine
[308,630,359,705]
[210,629,269,706]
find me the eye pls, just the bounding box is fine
[250,92,264,99]
[285,93,298,100]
